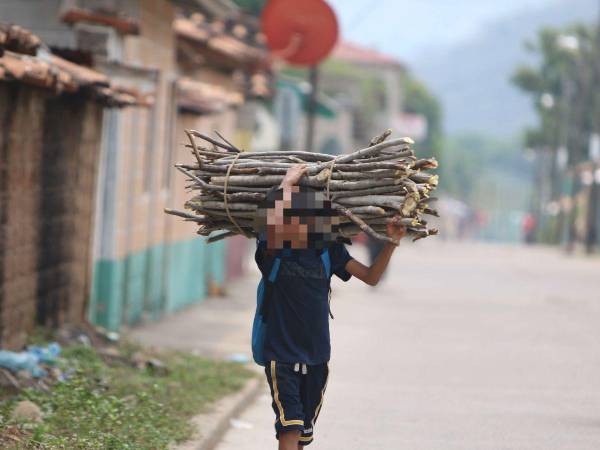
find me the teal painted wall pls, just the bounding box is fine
[89,259,125,332]
[164,237,207,313]
[88,237,224,331]
[205,238,226,285]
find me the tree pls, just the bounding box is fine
[512,24,597,165]
[512,23,600,246]
[401,72,443,162]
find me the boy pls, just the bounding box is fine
[255,164,406,449]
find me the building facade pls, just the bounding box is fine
[0,23,144,349]
[0,0,272,342]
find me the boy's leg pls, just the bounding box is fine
[278,430,301,450]
[298,362,329,446]
[265,361,305,448]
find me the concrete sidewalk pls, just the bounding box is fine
[125,252,264,450]
[126,261,261,361]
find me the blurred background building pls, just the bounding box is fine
[0,0,273,347]
[2,0,600,349]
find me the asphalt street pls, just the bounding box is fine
[214,241,600,450]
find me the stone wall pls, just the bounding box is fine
[0,83,104,349]
[37,95,103,329]
[0,84,46,350]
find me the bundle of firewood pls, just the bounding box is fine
[165,129,439,244]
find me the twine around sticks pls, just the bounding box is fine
[325,159,336,200]
[223,153,250,238]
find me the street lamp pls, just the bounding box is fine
[590,133,600,163]
[557,34,580,52]
[540,92,555,109]
[581,170,594,186]
[557,145,569,170]
[554,33,582,250]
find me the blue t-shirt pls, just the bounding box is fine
[255,241,354,365]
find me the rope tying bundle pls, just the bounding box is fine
[224,153,250,237]
[325,159,336,200]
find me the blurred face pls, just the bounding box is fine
[255,186,340,250]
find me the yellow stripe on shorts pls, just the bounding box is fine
[271,361,305,427]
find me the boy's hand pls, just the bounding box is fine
[386,216,407,243]
[279,164,308,189]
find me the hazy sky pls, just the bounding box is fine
[328,0,558,62]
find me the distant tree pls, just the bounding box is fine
[441,133,533,243]
[401,72,443,162]
[512,24,598,165]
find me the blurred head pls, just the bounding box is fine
[255,185,341,250]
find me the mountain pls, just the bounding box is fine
[410,0,599,137]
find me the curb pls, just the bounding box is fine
[174,374,264,450]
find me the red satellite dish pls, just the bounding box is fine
[261,0,339,66]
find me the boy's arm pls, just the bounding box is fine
[279,164,308,191]
[345,219,407,286]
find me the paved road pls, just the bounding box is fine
[214,241,600,450]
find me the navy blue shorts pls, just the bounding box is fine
[264,361,329,446]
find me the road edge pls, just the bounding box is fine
[173,374,264,450]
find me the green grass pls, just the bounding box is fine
[0,339,254,449]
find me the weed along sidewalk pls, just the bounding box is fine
[0,264,261,449]
[0,325,254,449]
[130,265,263,450]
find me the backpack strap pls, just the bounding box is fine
[268,257,281,283]
[320,249,331,279]
[256,239,282,321]
[256,239,282,282]
[320,248,334,319]
[260,259,279,321]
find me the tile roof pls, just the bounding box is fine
[174,17,269,69]
[332,41,404,69]
[0,23,41,56]
[60,7,140,35]
[176,77,243,114]
[0,23,150,107]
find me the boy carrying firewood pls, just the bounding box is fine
[253,164,407,450]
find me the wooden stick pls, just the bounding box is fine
[334,138,414,164]
[206,231,238,243]
[185,130,203,168]
[190,130,239,152]
[348,206,386,215]
[170,129,439,244]
[335,195,405,210]
[331,185,406,200]
[333,204,398,245]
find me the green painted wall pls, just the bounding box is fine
[88,237,225,331]
[205,238,226,285]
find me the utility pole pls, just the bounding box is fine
[566,49,591,253]
[556,72,572,247]
[557,38,577,250]
[305,65,319,151]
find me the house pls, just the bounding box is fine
[270,75,353,155]
[166,4,272,309]
[0,22,146,349]
[264,40,410,157]
[0,0,273,341]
